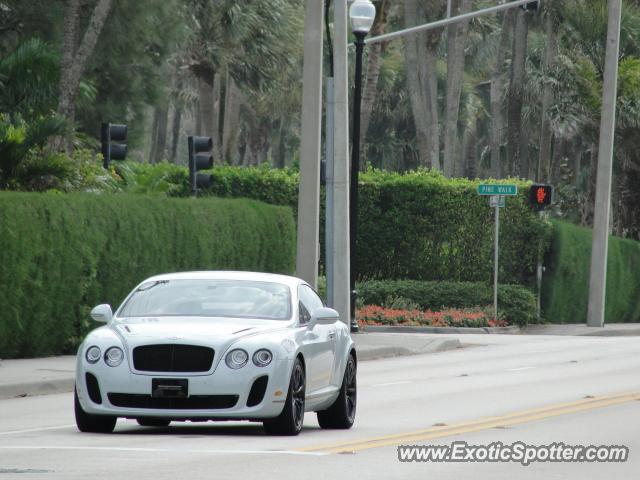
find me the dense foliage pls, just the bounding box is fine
[542,220,640,324]
[357,279,537,326]
[185,166,551,285]
[0,192,295,358]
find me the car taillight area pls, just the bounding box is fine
[132,344,215,373]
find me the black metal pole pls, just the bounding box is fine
[349,32,366,333]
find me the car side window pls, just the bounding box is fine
[299,285,324,320]
[299,301,311,325]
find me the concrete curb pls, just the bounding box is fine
[0,378,75,400]
[361,325,521,335]
[356,338,462,361]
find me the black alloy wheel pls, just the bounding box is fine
[263,358,305,436]
[317,354,357,429]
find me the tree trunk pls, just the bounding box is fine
[463,117,478,179]
[272,118,286,169]
[211,73,222,160]
[403,0,444,171]
[222,73,242,165]
[148,108,160,164]
[196,67,216,142]
[57,0,81,123]
[573,136,583,188]
[489,9,516,178]
[154,105,169,163]
[57,0,113,121]
[506,8,529,177]
[403,25,431,168]
[170,103,182,164]
[537,10,557,182]
[443,0,473,178]
[360,0,390,162]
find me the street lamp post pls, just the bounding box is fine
[348,0,376,333]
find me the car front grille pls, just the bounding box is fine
[108,393,238,410]
[132,344,215,373]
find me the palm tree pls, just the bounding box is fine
[0,38,59,119]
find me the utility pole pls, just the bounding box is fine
[296,0,324,289]
[331,0,352,328]
[587,0,622,327]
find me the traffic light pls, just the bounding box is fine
[188,135,213,197]
[101,123,127,169]
[529,184,553,210]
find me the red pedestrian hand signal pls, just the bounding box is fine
[529,184,553,209]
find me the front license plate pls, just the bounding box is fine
[152,378,188,398]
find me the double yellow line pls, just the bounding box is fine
[298,391,640,454]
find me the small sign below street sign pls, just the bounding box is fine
[477,184,518,196]
[489,195,506,208]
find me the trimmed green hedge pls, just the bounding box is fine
[358,279,537,326]
[0,192,295,358]
[542,220,640,323]
[171,166,549,286]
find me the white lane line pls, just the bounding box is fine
[0,425,75,436]
[0,446,327,456]
[506,366,537,372]
[371,381,412,387]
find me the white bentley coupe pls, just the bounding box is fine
[74,271,356,436]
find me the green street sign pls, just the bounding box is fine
[477,184,518,196]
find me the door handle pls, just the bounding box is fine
[328,330,336,339]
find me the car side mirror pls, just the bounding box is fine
[90,304,113,323]
[308,307,339,329]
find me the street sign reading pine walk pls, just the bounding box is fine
[477,184,518,196]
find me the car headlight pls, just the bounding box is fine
[252,349,273,367]
[104,347,124,367]
[85,346,101,364]
[225,349,248,369]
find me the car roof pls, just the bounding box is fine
[142,271,303,289]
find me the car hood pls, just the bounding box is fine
[111,317,289,353]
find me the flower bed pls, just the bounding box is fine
[357,305,508,329]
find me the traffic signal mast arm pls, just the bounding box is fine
[365,0,538,46]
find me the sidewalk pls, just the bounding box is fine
[521,323,640,337]
[0,333,461,400]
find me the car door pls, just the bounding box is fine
[298,284,336,394]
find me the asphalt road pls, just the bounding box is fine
[1,334,639,479]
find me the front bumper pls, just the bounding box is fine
[76,357,293,420]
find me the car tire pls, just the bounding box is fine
[263,358,305,436]
[136,418,171,427]
[317,354,356,429]
[74,388,117,433]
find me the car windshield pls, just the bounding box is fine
[118,279,291,320]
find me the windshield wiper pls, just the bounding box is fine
[136,280,169,292]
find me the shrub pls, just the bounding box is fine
[193,166,550,286]
[0,192,296,358]
[108,164,550,286]
[542,220,640,323]
[357,305,506,328]
[357,279,537,326]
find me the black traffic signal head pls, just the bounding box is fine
[188,135,214,196]
[101,122,128,168]
[529,184,553,210]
